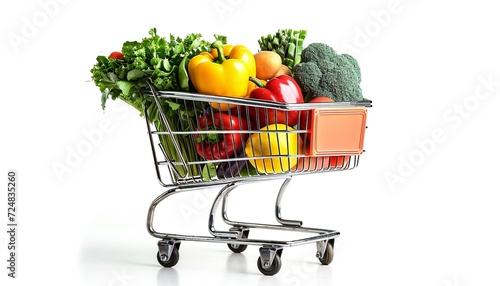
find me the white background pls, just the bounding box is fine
[1,0,499,285]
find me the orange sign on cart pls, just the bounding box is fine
[309,107,368,156]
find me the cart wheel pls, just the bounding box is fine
[156,247,179,268]
[257,255,282,276]
[227,230,249,253]
[318,242,334,265]
[227,242,248,253]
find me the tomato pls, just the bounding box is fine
[306,96,334,103]
[299,97,335,143]
[109,51,124,60]
[293,155,350,171]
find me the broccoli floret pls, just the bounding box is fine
[293,42,363,102]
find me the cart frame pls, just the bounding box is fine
[142,81,371,275]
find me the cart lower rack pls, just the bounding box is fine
[143,82,371,275]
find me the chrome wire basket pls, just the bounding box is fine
[142,81,371,275]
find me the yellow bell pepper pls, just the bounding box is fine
[245,124,303,173]
[188,41,256,110]
[210,44,256,77]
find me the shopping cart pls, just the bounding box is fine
[142,81,371,275]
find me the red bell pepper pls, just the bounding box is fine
[194,112,249,160]
[248,75,304,127]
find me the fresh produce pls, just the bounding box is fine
[216,156,259,179]
[245,124,303,173]
[248,75,304,127]
[299,96,335,143]
[294,155,350,171]
[209,43,257,76]
[274,64,292,77]
[258,28,307,72]
[109,51,124,60]
[90,28,366,180]
[216,159,247,179]
[254,51,282,80]
[292,42,363,102]
[215,150,251,178]
[178,55,190,91]
[188,40,256,110]
[90,28,227,177]
[194,113,250,160]
[90,28,225,112]
[246,78,267,96]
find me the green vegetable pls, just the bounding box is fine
[178,55,190,91]
[90,28,227,178]
[292,42,364,102]
[258,28,307,72]
[202,163,217,181]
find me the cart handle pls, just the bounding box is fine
[144,79,189,178]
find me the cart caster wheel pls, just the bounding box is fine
[227,230,249,253]
[228,242,248,253]
[257,255,282,276]
[157,247,179,268]
[318,242,334,265]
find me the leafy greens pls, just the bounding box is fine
[90,28,227,178]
